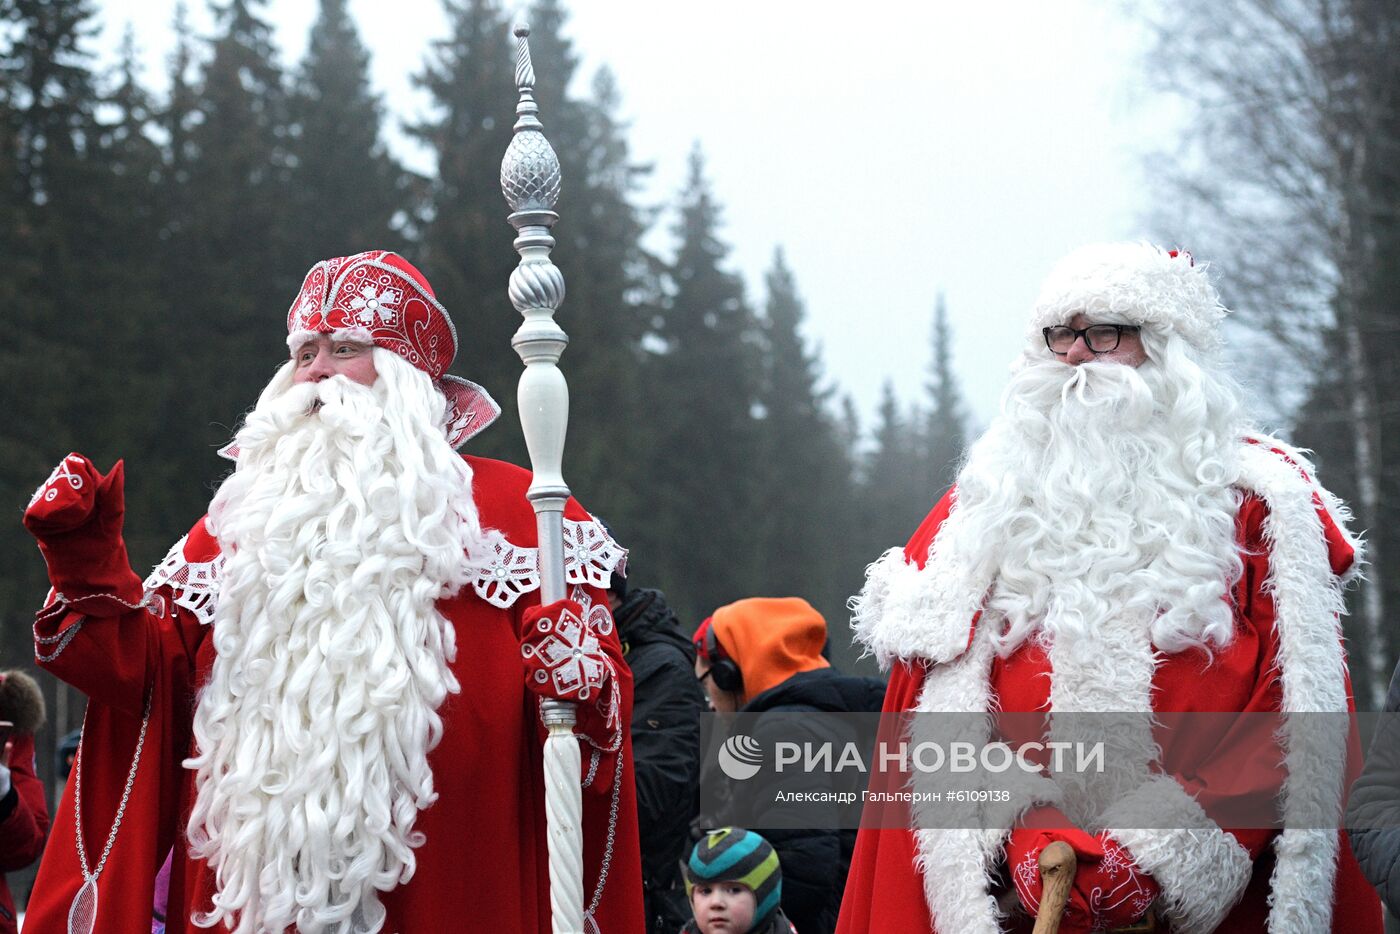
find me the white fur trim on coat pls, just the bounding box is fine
[851,546,984,669]
[908,629,1006,934]
[1244,432,1364,581]
[1239,438,1352,934]
[1102,776,1254,933]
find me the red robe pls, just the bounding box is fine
[836,437,1382,934]
[24,456,644,934]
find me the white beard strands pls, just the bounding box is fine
[187,350,483,934]
[945,345,1246,656]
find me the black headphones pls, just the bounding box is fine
[704,625,745,695]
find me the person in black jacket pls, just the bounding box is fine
[693,597,885,934]
[1347,660,1400,918]
[606,561,707,934]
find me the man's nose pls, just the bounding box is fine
[1064,334,1095,365]
[305,350,336,381]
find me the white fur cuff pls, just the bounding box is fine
[982,770,1064,832]
[1101,775,1252,934]
[850,547,979,668]
[913,828,1006,934]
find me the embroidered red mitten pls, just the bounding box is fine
[520,598,611,703]
[519,593,624,765]
[1008,809,1158,933]
[24,454,144,614]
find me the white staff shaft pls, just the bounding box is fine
[501,21,586,934]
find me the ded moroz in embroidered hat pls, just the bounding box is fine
[286,249,501,448]
[1027,242,1229,354]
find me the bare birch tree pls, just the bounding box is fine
[1138,0,1400,705]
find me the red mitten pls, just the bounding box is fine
[1008,809,1158,933]
[519,594,623,766]
[519,597,612,703]
[23,454,144,614]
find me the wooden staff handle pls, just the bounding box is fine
[1032,840,1078,934]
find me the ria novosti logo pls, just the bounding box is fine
[717,734,764,780]
[715,735,1107,780]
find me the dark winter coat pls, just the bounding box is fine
[616,588,707,934]
[734,668,886,934]
[1347,661,1400,915]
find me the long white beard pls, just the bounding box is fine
[187,352,482,934]
[944,352,1245,654]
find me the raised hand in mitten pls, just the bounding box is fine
[23,454,144,613]
[1008,809,1158,933]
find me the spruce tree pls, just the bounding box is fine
[836,394,861,467]
[409,0,520,463]
[861,381,922,558]
[89,27,179,569]
[103,27,162,177]
[516,1,656,538]
[7,0,101,200]
[0,0,31,314]
[4,0,104,353]
[640,147,762,623]
[923,293,967,492]
[161,1,198,214]
[165,0,295,526]
[557,69,655,523]
[125,1,216,551]
[94,28,166,364]
[0,0,105,652]
[0,24,20,303]
[1,0,104,462]
[754,248,856,636]
[288,0,407,258]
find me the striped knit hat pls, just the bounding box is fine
[684,827,782,932]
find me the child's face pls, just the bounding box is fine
[690,881,758,933]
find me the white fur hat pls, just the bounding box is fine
[1028,242,1228,353]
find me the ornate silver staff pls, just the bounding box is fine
[500,21,584,934]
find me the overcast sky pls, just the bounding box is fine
[92,0,1177,430]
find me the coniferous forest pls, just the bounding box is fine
[0,0,976,789]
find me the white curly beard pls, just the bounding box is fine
[943,347,1246,655]
[187,351,482,934]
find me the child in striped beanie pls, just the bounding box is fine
[682,827,797,934]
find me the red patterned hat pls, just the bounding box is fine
[286,250,500,448]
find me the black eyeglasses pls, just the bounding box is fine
[1042,324,1139,355]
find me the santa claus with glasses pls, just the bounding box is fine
[836,243,1380,934]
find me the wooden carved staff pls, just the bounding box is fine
[1033,841,1077,934]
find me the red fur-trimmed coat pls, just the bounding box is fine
[836,437,1382,934]
[23,457,644,934]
